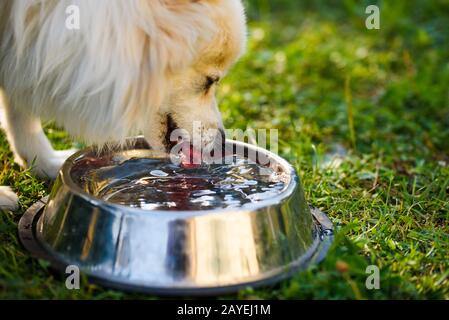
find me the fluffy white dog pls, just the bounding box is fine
[0,0,247,210]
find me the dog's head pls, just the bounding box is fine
[137,0,247,155]
[2,0,246,152]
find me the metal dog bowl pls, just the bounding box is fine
[19,137,333,295]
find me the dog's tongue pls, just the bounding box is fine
[179,143,202,169]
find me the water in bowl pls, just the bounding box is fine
[73,154,287,211]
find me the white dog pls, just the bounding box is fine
[0,0,247,210]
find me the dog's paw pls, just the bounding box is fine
[32,148,78,179]
[0,186,19,211]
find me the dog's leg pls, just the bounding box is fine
[2,101,76,179]
[0,186,19,211]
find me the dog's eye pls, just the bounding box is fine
[203,75,220,92]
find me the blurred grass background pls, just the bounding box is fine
[1,0,448,299]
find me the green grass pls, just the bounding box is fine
[1,0,448,299]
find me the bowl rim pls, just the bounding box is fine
[58,137,300,217]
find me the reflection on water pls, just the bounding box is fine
[73,155,287,211]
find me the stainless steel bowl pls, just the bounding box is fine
[19,137,333,295]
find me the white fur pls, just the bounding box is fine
[0,0,246,210]
[0,186,19,211]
